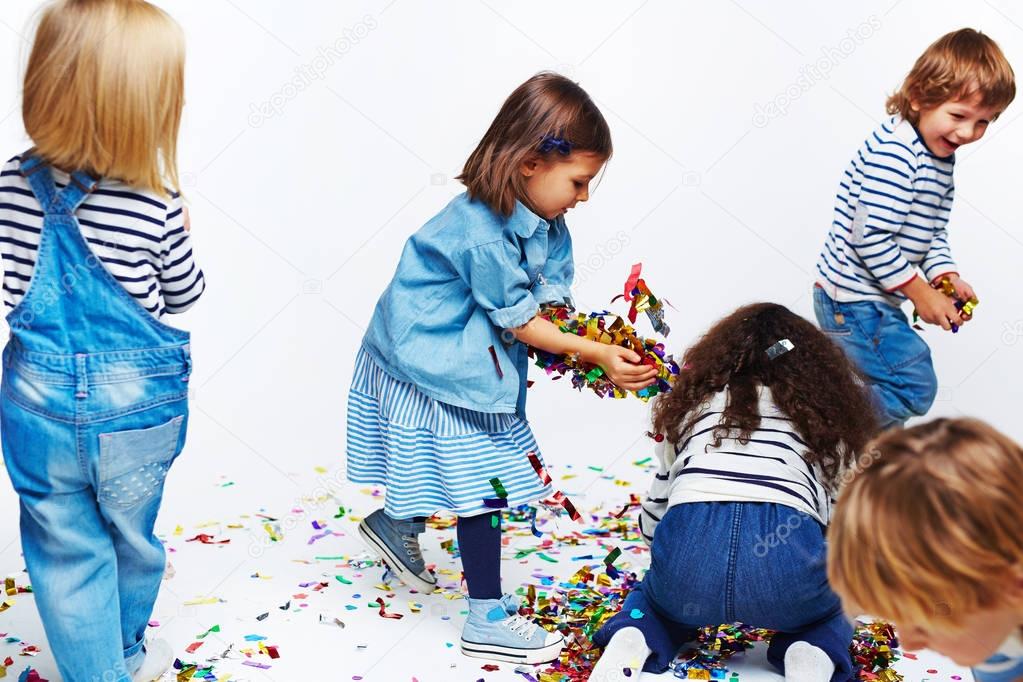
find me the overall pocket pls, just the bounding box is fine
[98,414,184,510]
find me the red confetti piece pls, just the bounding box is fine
[488,345,503,379]
[613,494,642,518]
[374,597,403,620]
[185,641,203,654]
[543,490,581,521]
[622,262,642,302]
[186,534,230,545]
[527,451,552,485]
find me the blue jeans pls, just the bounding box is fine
[2,343,190,680]
[812,287,937,430]
[593,502,855,682]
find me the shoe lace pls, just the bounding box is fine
[502,614,537,639]
[401,534,422,563]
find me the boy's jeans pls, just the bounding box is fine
[813,286,938,430]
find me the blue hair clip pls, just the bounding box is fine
[538,134,572,156]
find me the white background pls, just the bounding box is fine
[0,1,1019,680]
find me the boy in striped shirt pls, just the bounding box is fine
[813,28,1015,430]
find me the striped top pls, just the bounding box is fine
[0,155,205,318]
[815,116,958,305]
[974,631,1023,682]
[639,387,831,544]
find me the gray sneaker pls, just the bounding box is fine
[358,509,437,593]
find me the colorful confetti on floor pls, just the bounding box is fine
[0,457,977,681]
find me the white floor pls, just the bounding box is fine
[0,449,973,682]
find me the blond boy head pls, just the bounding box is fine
[828,418,1023,666]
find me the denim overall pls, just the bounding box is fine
[0,156,192,681]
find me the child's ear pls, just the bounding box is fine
[1007,566,1023,606]
[520,156,542,177]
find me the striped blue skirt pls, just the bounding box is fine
[346,346,553,519]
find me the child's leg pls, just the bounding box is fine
[103,495,174,673]
[457,513,565,664]
[86,409,187,676]
[591,579,699,675]
[813,287,937,428]
[456,511,501,598]
[766,609,855,682]
[2,391,131,681]
[18,491,131,681]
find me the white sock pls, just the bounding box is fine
[784,641,835,682]
[590,627,652,681]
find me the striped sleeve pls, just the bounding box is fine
[159,193,205,313]
[919,185,958,283]
[849,139,919,291]
[639,438,673,545]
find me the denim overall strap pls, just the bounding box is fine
[9,154,189,353]
[20,156,98,216]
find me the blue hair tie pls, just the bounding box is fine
[538,134,572,156]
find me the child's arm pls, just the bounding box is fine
[460,241,657,391]
[638,437,674,545]
[849,144,964,329]
[510,316,657,391]
[159,194,205,313]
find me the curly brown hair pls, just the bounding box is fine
[651,303,878,490]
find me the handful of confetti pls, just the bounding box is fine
[913,276,978,333]
[528,264,680,401]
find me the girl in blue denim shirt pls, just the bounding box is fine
[347,72,656,664]
[590,304,877,682]
[0,2,202,681]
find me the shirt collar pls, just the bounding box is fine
[508,199,551,238]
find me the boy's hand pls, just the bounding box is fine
[596,345,658,391]
[903,277,962,330]
[944,274,976,310]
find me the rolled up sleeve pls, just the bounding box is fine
[459,240,539,329]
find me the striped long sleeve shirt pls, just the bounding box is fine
[0,155,205,317]
[639,388,832,545]
[815,116,958,305]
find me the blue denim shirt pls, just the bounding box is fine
[362,192,574,417]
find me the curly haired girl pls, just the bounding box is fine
[590,303,877,682]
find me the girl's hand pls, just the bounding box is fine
[596,345,659,391]
[183,205,191,232]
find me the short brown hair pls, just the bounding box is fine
[828,418,1023,627]
[23,0,185,196]
[458,72,612,217]
[886,28,1016,124]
